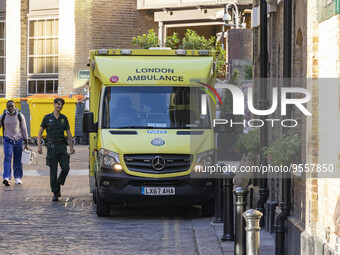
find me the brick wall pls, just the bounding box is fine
[71,0,157,95]
[314,14,340,249]
[227,29,252,62]
[19,0,28,97]
[247,0,340,253]
[291,0,308,225]
[6,0,157,97]
[90,0,157,49]
[73,0,93,92]
[227,29,252,80]
[267,4,284,204]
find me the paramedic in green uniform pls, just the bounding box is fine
[37,98,75,201]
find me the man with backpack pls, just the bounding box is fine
[1,100,29,186]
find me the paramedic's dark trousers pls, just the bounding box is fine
[46,143,70,193]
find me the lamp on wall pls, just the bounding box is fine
[223,3,240,28]
[162,8,168,13]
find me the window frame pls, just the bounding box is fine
[27,17,58,76]
[27,79,58,95]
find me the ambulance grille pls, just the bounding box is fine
[123,154,193,174]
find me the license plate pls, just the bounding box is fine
[141,187,175,196]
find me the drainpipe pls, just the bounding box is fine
[256,0,269,227]
[274,0,292,254]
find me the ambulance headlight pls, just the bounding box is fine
[99,149,121,168]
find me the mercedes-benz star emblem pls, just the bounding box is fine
[151,156,166,171]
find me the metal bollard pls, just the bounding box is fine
[335,236,340,255]
[213,178,224,223]
[221,172,235,241]
[234,187,249,255]
[243,209,263,255]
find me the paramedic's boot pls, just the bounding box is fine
[52,191,60,201]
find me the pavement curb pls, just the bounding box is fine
[192,218,224,255]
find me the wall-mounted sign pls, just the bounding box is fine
[78,70,90,80]
[318,0,340,22]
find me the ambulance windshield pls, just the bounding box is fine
[101,86,211,129]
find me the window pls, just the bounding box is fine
[28,18,58,94]
[27,79,58,94]
[28,18,58,74]
[101,86,211,129]
[0,21,5,95]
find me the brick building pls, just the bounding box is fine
[252,0,340,254]
[1,0,252,98]
[1,0,157,98]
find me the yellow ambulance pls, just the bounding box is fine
[83,48,217,216]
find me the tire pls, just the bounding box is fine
[96,188,110,217]
[34,137,44,145]
[92,188,97,204]
[202,198,215,217]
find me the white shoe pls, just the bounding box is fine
[15,178,22,184]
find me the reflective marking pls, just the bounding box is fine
[65,198,70,202]
[25,197,29,201]
[73,202,76,208]
[65,202,68,207]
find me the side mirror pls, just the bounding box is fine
[83,112,97,133]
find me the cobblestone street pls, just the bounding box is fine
[0,145,224,255]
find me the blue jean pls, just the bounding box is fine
[3,137,23,179]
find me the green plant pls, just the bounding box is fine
[132,29,159,49]
[235,128,260,163]
[165,33,180,49]
[181,29,215,50]
[264,132,301,166]
[245,65,252,79]
[229,70,239,85]
[215,44,227,78]
[132,29,227,76]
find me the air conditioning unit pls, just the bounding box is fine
[251,7,260,28]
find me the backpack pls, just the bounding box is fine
[1,110,22,136]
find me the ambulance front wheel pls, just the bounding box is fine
[96,188,110,217]
[92,188,97,204]
[34,137,45,146]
